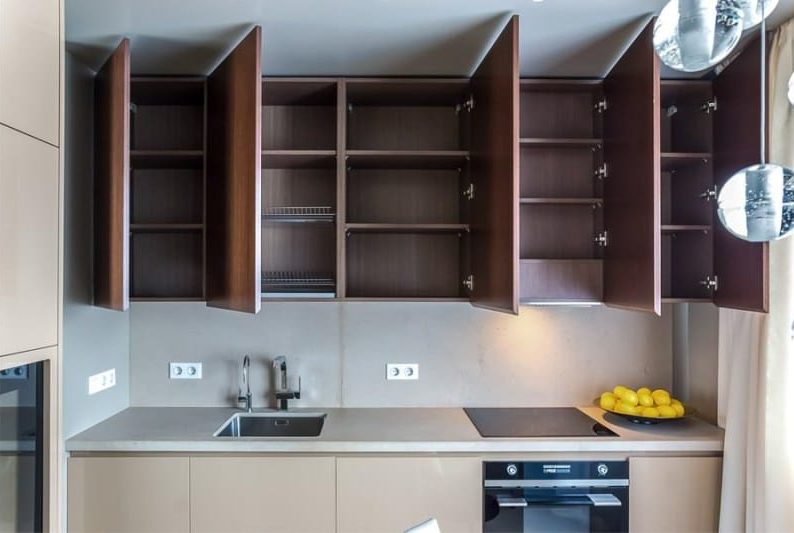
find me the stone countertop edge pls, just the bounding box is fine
[65,406,724,454]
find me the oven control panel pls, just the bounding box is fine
[485,460,629,482]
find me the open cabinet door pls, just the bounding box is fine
[206,27,262,313]
[712,36,769,312]
[603,21,661,314]
[94,39,130,311]
[469,15,519,314]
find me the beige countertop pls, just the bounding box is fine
[66,406,723,454]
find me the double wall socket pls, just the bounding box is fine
[88,369,116,395]
[386,363,419,380]
[169,362,202,379]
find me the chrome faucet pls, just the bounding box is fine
[272,356,301,411]
[238,355,253,412]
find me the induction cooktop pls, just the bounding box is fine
[464,407,617,438]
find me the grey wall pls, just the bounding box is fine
[130,302,673,408]
[63,54,130,438]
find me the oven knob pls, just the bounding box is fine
[506,464,518,476]
[597,463,609,476]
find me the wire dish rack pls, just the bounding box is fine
[261,206,335,223]
[261,271,336,294]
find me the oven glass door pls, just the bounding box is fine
[0,362,44,532]
[484,487,628,533]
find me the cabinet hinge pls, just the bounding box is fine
[462,183,475,200]
[594,162,609,180]
[456,94,475,114]
[595,230,609,247]
[700,275,719,292]
[594,97,608,114]
[701,97,718,114]
[700,185,718,202]
[462,275,474,291]
[129,103,138,114]
[666,105,678,118]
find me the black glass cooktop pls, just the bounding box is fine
[464,407,617,438]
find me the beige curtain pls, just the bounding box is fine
[717,19,794,533]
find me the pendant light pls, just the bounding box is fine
[717,0,794,242]
[738,0,779,29]
[654,0,745,72]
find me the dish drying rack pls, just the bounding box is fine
[261,206,335,223]
[261,271,336,297]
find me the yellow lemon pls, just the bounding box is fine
[613,385,628,396]
[641,407,660,418]
[638,393,654,407]
[600,395,617,411]
[616,402,640,415]
[619,389,639,406]
[671,402,685,417]
[652,390,671,406]
[671,398,683,407]
[637,387,652,396]
[657,405,676,418]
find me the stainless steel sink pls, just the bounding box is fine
[214,412,326,438]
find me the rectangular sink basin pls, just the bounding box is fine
[214,412,326,438]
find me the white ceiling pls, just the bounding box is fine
[65,0,794,78]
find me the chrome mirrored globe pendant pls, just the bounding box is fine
[736,0,779,28]
[653,0,744,72]
[717,0,794,242]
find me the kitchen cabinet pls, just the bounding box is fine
[0,125,59,357]
[67,456,190,533]
[0,0,60,145]
[336,456,481,533]
[190,456,336,533]
[520,21,661,313]
[629,456,722,533]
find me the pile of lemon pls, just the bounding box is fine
[600,386,685,419]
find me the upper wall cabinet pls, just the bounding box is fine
[660,35,768,312]
[0,0,60,145]
[206,26,262,313]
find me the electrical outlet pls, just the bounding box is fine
[386,363,419,381]
[169,362,202,380]
[88,369,116,395]
[0,366,28,380]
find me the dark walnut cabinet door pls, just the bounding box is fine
[94,39,130,311]
[206,27,262,313]
[603,21,661,315]
[713,36,769,313]
[469,15,520,314]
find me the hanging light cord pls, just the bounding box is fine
[760,0,767,165]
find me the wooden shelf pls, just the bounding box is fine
[520,79,603,91]
[520,197,602,205]
[344,297,469,302]
[261,150,336,169]
[346,150,469,169]
[130,296,205,302]
[661,224,711,233]
[346,223,469,233]
[130,223,204,232]
[130,150,203,169]
[661,152,711,171]
[520,138,602,148]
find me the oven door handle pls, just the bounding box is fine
[497,493,623,508]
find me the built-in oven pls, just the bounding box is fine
[0,361,44,532]
[483,461,629,533]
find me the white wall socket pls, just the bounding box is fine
[169,362,202,380]
[386,363,419,381]
[88,369,116,395]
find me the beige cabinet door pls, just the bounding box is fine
[0,0,60,145]
[68,456,190,533]
[337,456,481,533]
[630,456,722,533]
[0,126,58,357]
[190,456,336,533]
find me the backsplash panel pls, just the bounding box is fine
[130,302,672,408]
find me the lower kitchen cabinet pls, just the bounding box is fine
[190,456,336,533]
[67,456,190,533]
[336,456,481,533]
[629,456,722,533]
